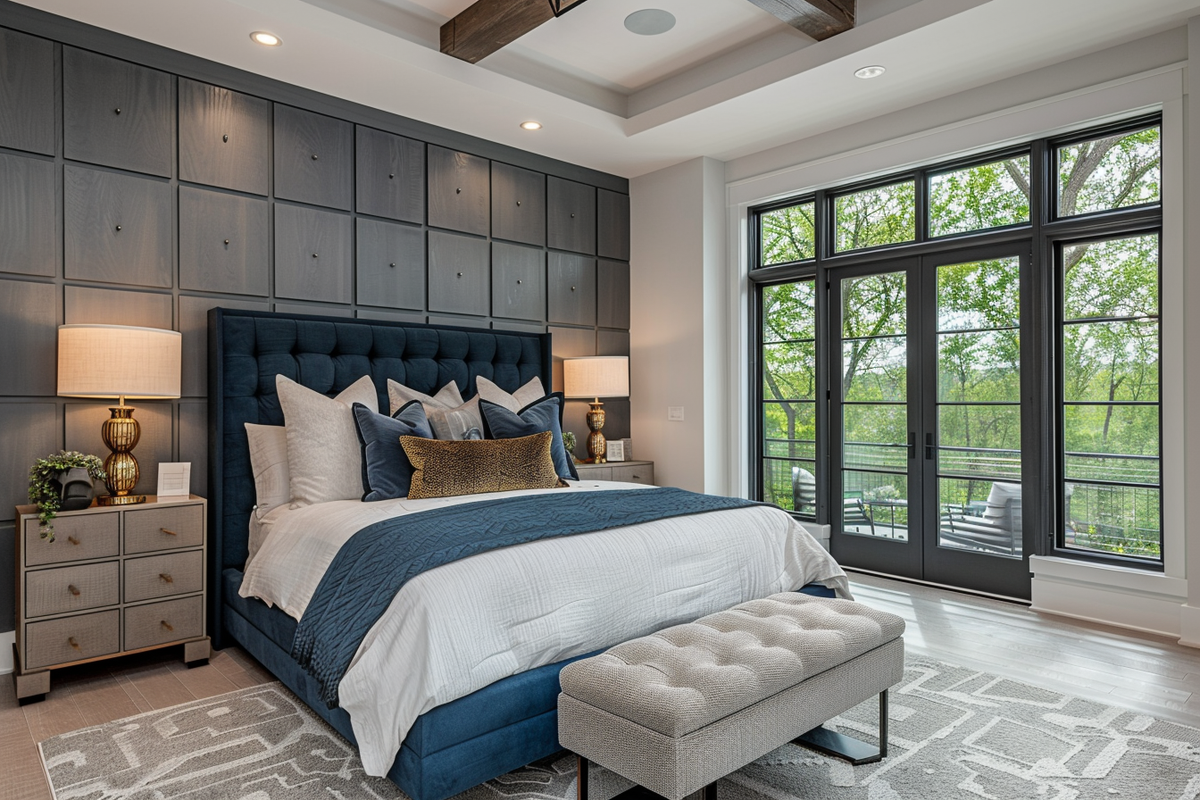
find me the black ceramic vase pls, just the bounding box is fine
[55,467,95,511]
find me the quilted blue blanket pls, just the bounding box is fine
[292,487,758,706]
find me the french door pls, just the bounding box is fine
[829,244,1032,599]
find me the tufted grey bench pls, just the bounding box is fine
[558,593,905,800]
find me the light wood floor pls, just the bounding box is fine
[5,573,1200,800]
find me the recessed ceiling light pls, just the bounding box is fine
[250,31,282,47]
[624,9,676,36]
[854,65,886,80]
[520,121,543,131]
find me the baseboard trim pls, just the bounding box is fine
[1031,557,1185,638]
[0,631,14,675]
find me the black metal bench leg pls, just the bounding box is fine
[793,689,888,765]
[578,755,589,800]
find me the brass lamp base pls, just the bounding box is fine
[585,399,607,463]
[97,405,146,505]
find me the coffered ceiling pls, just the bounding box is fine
[14,0,1200,177]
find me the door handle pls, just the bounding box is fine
[925,433,935,460]
[907,432,915,460]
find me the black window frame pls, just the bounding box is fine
[749,113,1164,569]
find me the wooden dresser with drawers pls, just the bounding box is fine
[12,495,210,702]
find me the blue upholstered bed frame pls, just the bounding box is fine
[207,308,835,800]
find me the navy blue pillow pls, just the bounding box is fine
[352,400,434,501]
[479,393,579,481]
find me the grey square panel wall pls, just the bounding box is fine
[0,153,57,277]
[179,186,270,296]
[356,218,425,310]
[0,403,59,515]
[178,296,270,397]
[0,279,57,396]
[178,78,271,196]
[274,104,353,210]
[64,286,173,328]
[0,28,55,155]
[274,204,353,304]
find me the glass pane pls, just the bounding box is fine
[763,459,817,515]
[762,281,816,343]
[764,401,816,461]
[1065,453,1159,485]
[1057,126,1160,218]
[1065,482,1161,560]
[937,257,1020,331]
[1062,320,1159,403]
[834,181,916,252]
[938,405,1022,479]
[763,341,817,401]
[1063,404,1159,471]
[760,203,816,265]
[842,338,906,402]
[929,156,1030,237]
[842,272,907,338]
[843,404,907,471]
[938,331,1020,403]
[1063,234,1159,321]
[939,477,1022,558]
[843,471,909,540]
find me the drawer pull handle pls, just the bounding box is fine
[114,107,121,115]
[456,187,461,194]
[115,225,123,232]
[68,637,81,651]
[389,173,395,179]
[516,200,521,207]
[159,573,174,583]
[570,212,576,218]
[312,253,319,259]
[389,262,396,268]
[68,584,80,596]
[311,153,319,161]
[223,134,229,143]
[457,272,463,278]
[160,620,174,632]
[516,279,522,285]
[160,528,178,536]
[224,239,231,245]
[570,286,576,291]
[632,475,641,480]
[68,536,81,546]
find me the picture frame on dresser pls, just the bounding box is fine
[12,495,211,703]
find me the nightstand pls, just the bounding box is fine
[12,495,211,702]
[573,460,655,486]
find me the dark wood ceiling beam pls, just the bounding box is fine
[440,0,555,64]
[745,0,856,41]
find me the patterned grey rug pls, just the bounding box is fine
[39,657,1200,800]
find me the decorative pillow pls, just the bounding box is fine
[480,393,579,481]
[244,423,289,518]
[352,400,433,501]
[401,432,565,499]
[475,375,547,413]
[387,378,483,441]
[277,374,379,506]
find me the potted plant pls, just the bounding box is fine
[28,451,106,541]
[562,431,577,462]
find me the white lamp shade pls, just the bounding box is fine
[563,356,629,399]
[57,324,182,400]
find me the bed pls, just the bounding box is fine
[207,308,846,800]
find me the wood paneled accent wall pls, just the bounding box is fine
[0,5,630,634]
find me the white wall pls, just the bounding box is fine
[630,24,1198,639]
[629,157,727,493]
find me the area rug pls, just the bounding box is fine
[39,657,1200,800]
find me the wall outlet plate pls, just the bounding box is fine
[668,406,684,421]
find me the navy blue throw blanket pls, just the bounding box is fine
[292,487,758,706]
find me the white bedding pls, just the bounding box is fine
[240,481,849,776]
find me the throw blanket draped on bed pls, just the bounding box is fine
[293,487,757,705]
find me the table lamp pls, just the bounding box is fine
[563,356,629,463]
[57,324,182,505]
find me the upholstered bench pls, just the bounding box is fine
[557,593,905,800]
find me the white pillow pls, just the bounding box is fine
[245,423,289,518]
[277,374,379,506]
[475,375,546,413]
[388,378,482,440]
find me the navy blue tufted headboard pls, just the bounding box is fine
[207,308,552,646]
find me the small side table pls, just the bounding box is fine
[573,460,655,486]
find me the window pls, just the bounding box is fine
[760,280,818,515]
[749,116,1163,571]
[834,181,916,252]
[1060,233,1161,560]
[929,155,1030,237]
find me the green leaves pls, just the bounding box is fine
[28,450,107,542]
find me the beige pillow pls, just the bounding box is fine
[277,374,378,506]
[388,378,483,440]
[245,423,290,519]
[475,375,546,413]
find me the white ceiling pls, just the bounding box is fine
[14,0,1200,178]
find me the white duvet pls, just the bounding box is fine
[239,481,849,776]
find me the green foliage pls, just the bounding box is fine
[28,451,106,542]
[1058,127,1160,217]
[761,203,815,265]
[929,156,1030,237]
[835,182,915,252]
